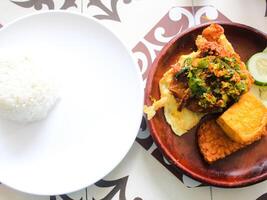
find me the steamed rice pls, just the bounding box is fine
[0,54,58,123]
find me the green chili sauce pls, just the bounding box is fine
[176,56,251,111]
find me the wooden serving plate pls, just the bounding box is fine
[145,22,267,187]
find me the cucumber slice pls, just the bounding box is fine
[247,52,267,86]
[250,85,267,107]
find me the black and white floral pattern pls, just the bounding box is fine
[0,1,266,199]
[11,0,78,10]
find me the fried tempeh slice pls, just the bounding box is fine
[198,119,246,163]
[217,92,267,144]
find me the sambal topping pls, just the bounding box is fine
[174,55,253,112]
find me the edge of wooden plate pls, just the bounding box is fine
[145,21,267,188]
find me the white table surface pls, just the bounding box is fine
[0,0,266,200]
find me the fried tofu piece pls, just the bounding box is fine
[198,119,246,163]
[217,92,267,144]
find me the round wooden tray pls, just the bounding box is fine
[145,22,267,187]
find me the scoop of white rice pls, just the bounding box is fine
[0,53,58,123]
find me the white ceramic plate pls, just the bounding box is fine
[0,11,143,195]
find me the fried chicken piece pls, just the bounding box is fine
[198,119,246,163]
[196,24,234,58]
[196,34,231,58]
[202,23,224,41]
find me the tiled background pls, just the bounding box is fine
[0,0,266,200]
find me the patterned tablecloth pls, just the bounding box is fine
[0,0,266,200]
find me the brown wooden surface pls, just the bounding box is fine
[145,22,267,187]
